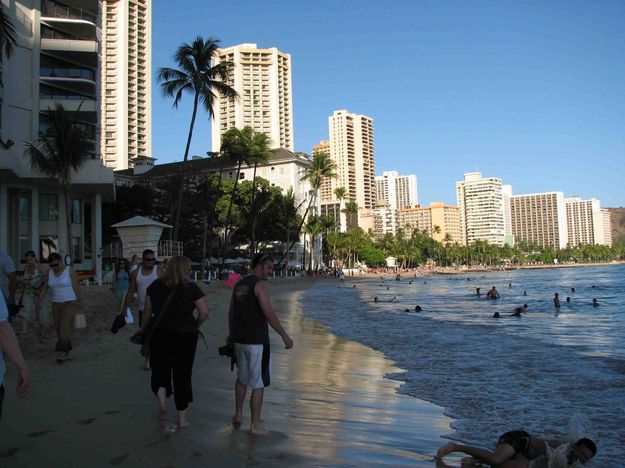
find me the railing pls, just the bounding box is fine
[41,66,95,81]
[41,26,96,42]
[42,0,96,22]
[40,84,95,101]
[159,240,183,258]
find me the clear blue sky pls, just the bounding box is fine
[152,0,625,207]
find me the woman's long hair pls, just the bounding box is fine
[163,256,191,288]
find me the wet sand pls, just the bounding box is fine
[2,280,454,467]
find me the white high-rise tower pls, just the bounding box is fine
[101,0,152,170]
[211,43,294,152]
[456,172,505,246]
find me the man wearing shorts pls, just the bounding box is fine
[436,430,596,467]
[228,253,293,436]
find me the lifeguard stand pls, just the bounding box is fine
[111,216,182,260]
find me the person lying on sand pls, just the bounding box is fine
[436,430,596,467]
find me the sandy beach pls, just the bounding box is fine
[1,279,454,467]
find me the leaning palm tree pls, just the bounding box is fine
[246,132,272,255]
[26,103,93,264]
[157,36,237,240]
[276,151,337,265]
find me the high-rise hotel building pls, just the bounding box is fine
[101,0,152,170]
[320,110,375,231]
[375,171,418,210]
[510,192,568,250]
[398,203,462,244]
[211,43,293,152]
[456,172,505,246]
[1,0,114,279]
[565,197,611,247]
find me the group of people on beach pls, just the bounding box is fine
[1,248,293,439]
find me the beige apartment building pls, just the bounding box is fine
[456,172,506,246]
[565,197,611,247]
[320,110,375,232]
[101,0,152,170]
[211,43,294,152]
[398,203,462,244]
[510,192,568,250]
[1,0,115,280]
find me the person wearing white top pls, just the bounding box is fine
[36,253,80,363]
[122,249,163,370]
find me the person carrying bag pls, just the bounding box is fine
[131,256,208,430]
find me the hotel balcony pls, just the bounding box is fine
[40,0,98,54]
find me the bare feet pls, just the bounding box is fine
[250,427,269,437]
[177,422,190,430]
[436,442,458,459]
[158,410,167,422]
[231,416,242,429]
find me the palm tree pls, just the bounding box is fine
[26,104,93,264]
[246,132,272,255]
[0,5,17,89]
[342,200,359,231]
[0,5,16,59]
[219,127,270,258]
[277,151,337,265]
[334,186,346,231]
[304,214,323,275]
[157,36,237,240]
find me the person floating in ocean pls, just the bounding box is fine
[553,293,560,309]
[592,298,599,307]
[571,287,575,293]
[476,287,481,296]
[508,283,512,288]
[414,305,422,312]
[436,431,597,467]
[486,286,500,300]
[374,296,378,303]
[566,297,571,303]
[493,312,501,318]
[523,291,527,296]
[395,274,401,281]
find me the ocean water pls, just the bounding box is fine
[301,264,625,467]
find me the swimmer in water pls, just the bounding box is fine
[476,287,481,296]
[566,297,571,303]
[523,291,527,296]
[493,312,501,318]
[553,293,560,309]
[592,298,599,307]
[514,304,528,313]
[486,286,500,300]
[374,296,378,303]
[414,305,422,312]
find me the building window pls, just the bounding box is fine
[39,194,59,221]
[72,237,82,263]
[71,199,82,223]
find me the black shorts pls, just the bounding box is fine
[498,430,531,457]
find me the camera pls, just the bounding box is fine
[218,343,234,357]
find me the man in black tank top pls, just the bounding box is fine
[228,253,293,437]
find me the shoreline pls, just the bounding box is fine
[2,278,453,466]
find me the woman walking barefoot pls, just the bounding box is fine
[17,251,46,336]
[36,253,81,363]
[132,256,208,430]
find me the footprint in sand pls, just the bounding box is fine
[78,417,98,425]
[28,429,56,437]
[104,410,122,415]
[110,454,129,465]
[0,447,19,458]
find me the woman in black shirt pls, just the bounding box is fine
[141,256,208,430]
